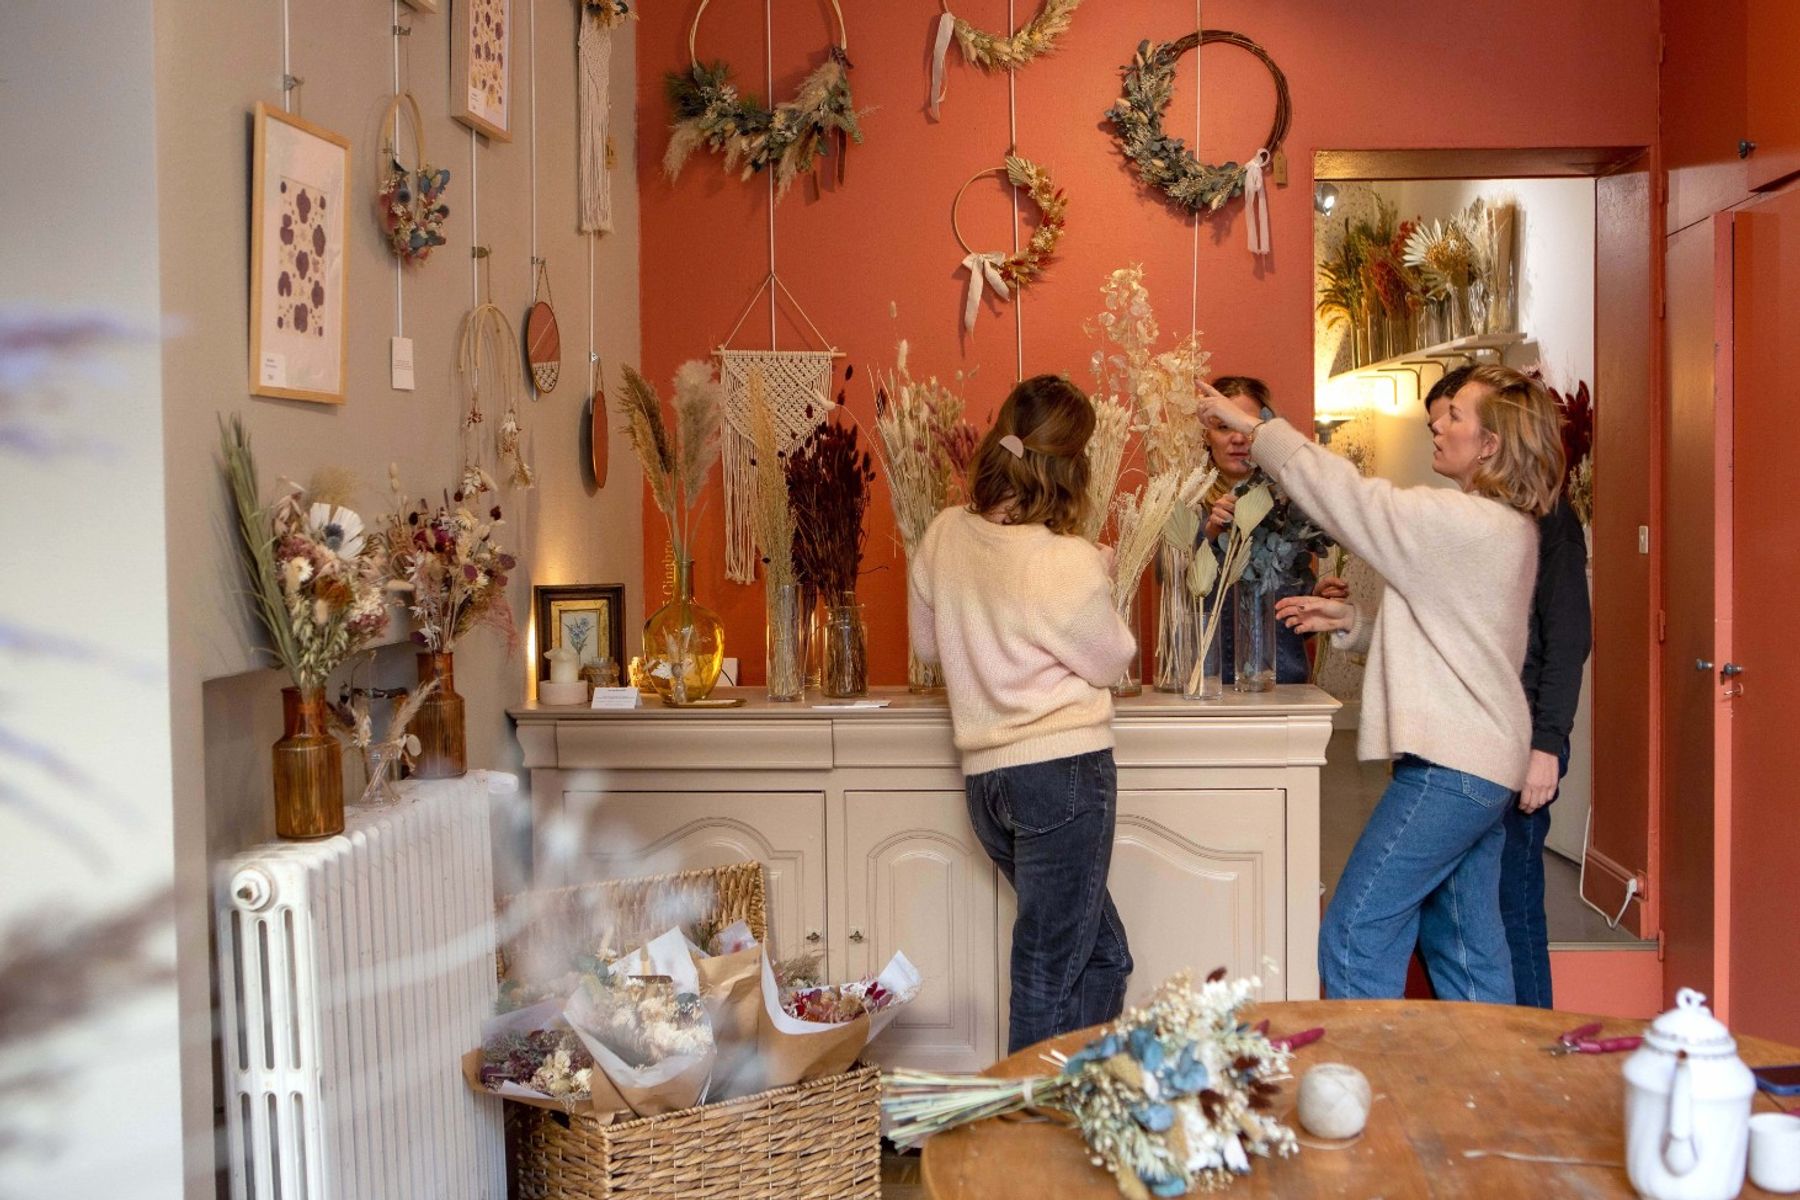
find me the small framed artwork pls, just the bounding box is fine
[400,0,439,12]
[534,584,626,680]
[452,0,512,141]
[249,102,351,404]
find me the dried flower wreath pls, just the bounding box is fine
[953,154,1068,330]
[663,0,863,199]
[930,0,1082,116]
[1104,30,1292,215]
[377,93,450,263]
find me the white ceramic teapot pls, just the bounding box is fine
[1623,988,1755,1200]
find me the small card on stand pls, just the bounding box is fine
[590,688,643,710]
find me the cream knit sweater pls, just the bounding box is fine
[1252,420,1538,790]
[908,507,1138,776]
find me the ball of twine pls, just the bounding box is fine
[1296,1062,1372,1141]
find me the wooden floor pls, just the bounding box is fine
[882,1148,925,1200]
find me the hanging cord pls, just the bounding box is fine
[389,3,409,336]
[280,0,297,113]
[528,0,539,267]
[1190,0,1202,340]
[1007,0,1022,380]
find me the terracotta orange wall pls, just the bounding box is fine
[636,0,1659,685]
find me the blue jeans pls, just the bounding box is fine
[965,749,1133,1053]
[1322,755,1516,1003]
[1498,746,1569,1009]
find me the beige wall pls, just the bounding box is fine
[151,0,642,1189]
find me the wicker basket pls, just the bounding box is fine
[499,861,769,983]
[509,1062,881,1200]
[500,861,880,1199]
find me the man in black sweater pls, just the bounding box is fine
[1425,365,1592,1008]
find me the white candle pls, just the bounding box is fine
[544,647,581,684]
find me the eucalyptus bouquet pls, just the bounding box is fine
[884,970,1297,1199]
[1218,475,1331,598]
[221,416,391,691]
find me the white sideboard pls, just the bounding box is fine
[510,685,1338,1071]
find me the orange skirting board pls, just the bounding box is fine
[1550,949,1662,1018]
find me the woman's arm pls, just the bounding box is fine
[1037,540,1137,688]
[1527,511,1593,757]
[907,547,940,667]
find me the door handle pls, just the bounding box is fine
[1721,663,1744,677]
[805,930,822,944]
[1695,659,1714,672]
[849,930,865,944]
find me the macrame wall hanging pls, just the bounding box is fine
[578,1,634,233]
[458,299,534,494]
[377,92,451,262]
[715,276,840,583]
[952,154,1067,332]
[929,0,1082,118]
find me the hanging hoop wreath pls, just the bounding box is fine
[1104,31,1292,215]
[663,0,863,200]
[930,0,1081,117]
[376,92,451,263]
[952,155,1067,331]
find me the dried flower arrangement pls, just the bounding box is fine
[1087,266,1212,481]
[993,155,1069,292]
[1185,485,1275,696]
[481,1028,596,1100]
[944,0,1081,71]
[1081,396,1135,541]
[619,361,723,566]
[341,679,439,805]
[663,48,863,200]
[785,418,875,606]
[1548,379,1595,525]
[869,339,978,553]
[220,416,391,691]
[884,969,1297,1198]
[379,471,518,653]
[570,971,713,1068]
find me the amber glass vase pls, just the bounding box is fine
[643,559,725,703]
[273,686,344,839]
[412,651,467,778]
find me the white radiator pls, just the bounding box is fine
[217,771,511,1200]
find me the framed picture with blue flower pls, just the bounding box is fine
[249,102,351,404]
[534,583,625,681]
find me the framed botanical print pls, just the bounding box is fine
[534,584,625,680]
[249,103,351,404]
[452,0,512,141]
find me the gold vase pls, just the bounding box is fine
[412,652,467,778]
[643,559,725,703]
[273,686,343,839]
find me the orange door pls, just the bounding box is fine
[1659,219,1731,1005]
[1746,0,1800,190]
[1726,183,1800,1044]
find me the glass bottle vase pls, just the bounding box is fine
[1232,584,1279,693]
[642,558,726,704]
[1111,596,1143,698]
[412,652,468,778]
[765,581,806,702]
[273,685,344,838]
[821,598,868,699]
[1153,541,1200,692]
[1183,600,1225,701]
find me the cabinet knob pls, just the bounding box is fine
[1721,663,1744,677]
[849,930,865,944]
[1695,659,1714,672]
[805,930,822,944]
[1740,139,1758,160]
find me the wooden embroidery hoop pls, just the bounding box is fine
[378,92,450,263]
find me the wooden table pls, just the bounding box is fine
[920,1000,1800,1199]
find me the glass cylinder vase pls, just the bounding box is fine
[273,686,344,839]
[1182,606,1224,701]
[1232,585,1279,693]
[412,651,467,778]
[821,598,868,699]
[907,648,944,694]
[642,559,726,704]
[1111,597,1142,698]
[765,581,806,702]
[1153,541,1200,692]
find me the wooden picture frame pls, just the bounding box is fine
[452,0,512,141]
[249,103,351,404]
[534,584,626,680]
[400,0,440,13]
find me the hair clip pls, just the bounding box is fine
[999,434,1026,459]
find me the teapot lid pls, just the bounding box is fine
[1646,988,1737,1055]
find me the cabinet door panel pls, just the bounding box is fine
[1111,789,1286,1006]
[561,790,826,965]
[844,791,998,1072]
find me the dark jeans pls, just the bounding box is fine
[1322,755,1515,1003]
[1499,746,1569,1009]
[965,749,1133,1053]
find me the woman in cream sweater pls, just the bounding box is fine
[1198,365,1565,1003]
[909,375,1138,1052]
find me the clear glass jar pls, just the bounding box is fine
[1232,583,1279,693]
[765,581,806,702]
[1111,596,1143,698]
[1153,540,1200,692]
[821,598,868,699]
[1183,601,1224,701]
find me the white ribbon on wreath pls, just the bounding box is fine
[1244,149,1273,258]
[961,252,1011,332]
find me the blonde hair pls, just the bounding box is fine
[1460,364,1565,518]
[966,375,1094,535]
